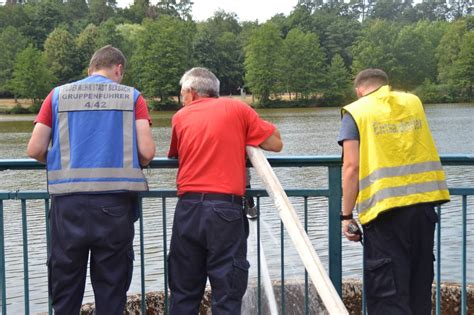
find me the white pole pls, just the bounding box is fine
[246,146,348,315]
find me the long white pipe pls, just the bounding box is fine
[246,146,348,315]
[249,220,279,315]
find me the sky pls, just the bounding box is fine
[116,0,299,22]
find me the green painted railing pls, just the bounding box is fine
[0,155,472,314]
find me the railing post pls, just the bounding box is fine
[436,206,441,315]
[256,197,262,315]
[138,198,146,315]
[280,221,285,315]
[44,198,52,315]
[162,197,168,315]
[0,198,6,315]
[21,199,30,314]
[461,195,467,315]
[328,165,342,295]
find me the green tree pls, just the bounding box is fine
[131,16,193,101]
[351,20,399,76]
[206,10,241,34]
[281,28,325,99]
[411,20,448,83]
[89,0,117,25]
[116,23,145,85]
[368,0,415,22]
[436,19,466,85]
[413,0,449,21]
[0,26,30,95]
[392,23,437,90]
[95,19,125,49]
[193,12,244,94]
[21,1,67,48]
[0,4,29,30]
[324,54,353,106]
[64,0,89,22]
[321,16,361,66]
[10,45,55,104]
[451,30,474,100]
[156,0,193,19]
[44,27,81,85]
[76,24,101,72]
[244,22,284,105]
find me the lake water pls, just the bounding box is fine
[0,104,473,313]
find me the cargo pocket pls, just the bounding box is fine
[125,249,134,292]
[229,258,250,299]
[364,258,396,299]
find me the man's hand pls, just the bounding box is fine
[342,219,362,242]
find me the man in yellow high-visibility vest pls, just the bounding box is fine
[338,68,450,314]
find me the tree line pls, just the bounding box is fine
[0,0,472,111]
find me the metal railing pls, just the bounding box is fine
[0,155,472,314]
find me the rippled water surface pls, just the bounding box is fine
[0,104,473,313]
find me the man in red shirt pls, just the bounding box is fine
[168,67,282,314]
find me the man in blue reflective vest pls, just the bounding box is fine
[27,45,156,314]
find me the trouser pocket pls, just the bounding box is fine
[125,249,134,292]
[229,258,250,299]
[364,257,397,298]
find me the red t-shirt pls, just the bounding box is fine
[35,89,151,127]
[168,97,276,196]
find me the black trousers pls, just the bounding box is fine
[363,204,438,315]
[48,193,135,315]
[168,197,250,315]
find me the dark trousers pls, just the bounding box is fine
[363,204,438,315]
[168,198,250,315]
[48,193,135,315]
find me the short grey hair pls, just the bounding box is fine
[180,67,220,97]
[354,68,389,89]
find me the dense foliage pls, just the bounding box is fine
[0,0,472,108]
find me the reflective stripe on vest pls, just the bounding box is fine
[47,81,148,194]
[342,86,450,224]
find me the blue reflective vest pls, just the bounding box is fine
[46,75,148,195]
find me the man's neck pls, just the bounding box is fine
[359,84,384,97]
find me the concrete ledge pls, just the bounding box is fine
[78,280,473,314]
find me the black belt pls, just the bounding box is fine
[180,193,243,205]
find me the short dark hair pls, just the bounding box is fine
[354,68,389,89]
[88,45,126,72]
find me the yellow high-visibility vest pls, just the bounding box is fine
[342,85,450,225]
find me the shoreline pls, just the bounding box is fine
[2,97,472,114]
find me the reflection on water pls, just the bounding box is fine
[0,104,473,313]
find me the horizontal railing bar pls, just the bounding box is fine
[1,188,472,201]
[0,189,332,200]
[1,155,473,171]
[2,188,472,201]
[449,188,474,195]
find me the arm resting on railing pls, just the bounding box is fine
[27,123,51,164]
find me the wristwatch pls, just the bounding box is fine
[340,212,353,221]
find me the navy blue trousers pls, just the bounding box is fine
[363,204,438,315]
[168,198,250,315]
[48,193,136,315]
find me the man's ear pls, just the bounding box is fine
[190,89,199,101]
[116,64,124,79]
